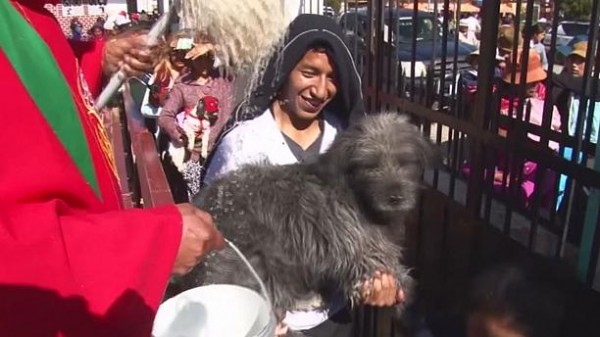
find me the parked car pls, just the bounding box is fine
[323,6,335,17]
[543,21,590,48]
[338,7,476,105]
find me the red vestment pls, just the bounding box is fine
[0,1,182,336]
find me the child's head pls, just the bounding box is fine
[90,25,104,40]
[467,260,571,337]
[527,23,546,44]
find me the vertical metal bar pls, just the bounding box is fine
[365,0,374,111]
[409,0,418,102]
[374,0,384,112]
[384,1,395,97]
[577,0,600,282]
[552,0,574,258]
[466,0,501,215]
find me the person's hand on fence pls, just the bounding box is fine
[103,31,156,78]
[361,271,405,307]
[172,203,225,275]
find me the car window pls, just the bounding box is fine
[396,17,435,43]
[561,23,589,36]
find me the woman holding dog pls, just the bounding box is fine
[204,14,405,337]
[157,36,234,201]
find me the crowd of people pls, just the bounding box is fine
[67,9,162,42]
[456,15,599,216]
[0,1,590,336]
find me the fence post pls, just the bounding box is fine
[465,0,501,216]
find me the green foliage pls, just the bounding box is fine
[561,0,592,20]
[324,0,342,14]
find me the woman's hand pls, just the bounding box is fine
[167,125,187,147]
[361,271,405,307]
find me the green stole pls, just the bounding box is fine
[0,1,100,196]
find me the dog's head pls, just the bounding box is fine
[323,113,438,223]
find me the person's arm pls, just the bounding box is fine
[0,200,224,335]
[158,85,185,145]
[0,50,223,333]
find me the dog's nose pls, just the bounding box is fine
[388,195,404,205]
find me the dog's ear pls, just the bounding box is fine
[372,112,441,170]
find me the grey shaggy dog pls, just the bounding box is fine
[185,112,436,319]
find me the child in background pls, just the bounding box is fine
[89,24,105,41]
[526,23,548,70]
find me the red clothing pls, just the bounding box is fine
[499,82,547,112]
[0,1,182,336]
[69,38,106,97]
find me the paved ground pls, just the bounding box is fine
[424,123,600,290]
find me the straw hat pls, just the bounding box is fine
[569,41,588,59]
[502,52,547,84]
[498,26,522,53]
[459,19,469,28]
[185,42,217,60]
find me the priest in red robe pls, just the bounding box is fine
[0,1,224,336]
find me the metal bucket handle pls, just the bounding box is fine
[224,239,272,308]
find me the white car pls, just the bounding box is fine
[323,6,335,17]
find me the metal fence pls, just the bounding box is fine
[110,1,600,334]
[319,0,600,335]
[332,0,600,288]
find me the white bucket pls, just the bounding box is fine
[152,240,276,337]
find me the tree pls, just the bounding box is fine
[324,0,342,14]
[560,0,592,20]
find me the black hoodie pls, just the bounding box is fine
[551,71,600,131]
[218,14,365,141]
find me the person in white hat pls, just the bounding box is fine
[458,18,479,48]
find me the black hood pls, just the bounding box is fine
[552,71,600,98]
[238,14,365,125]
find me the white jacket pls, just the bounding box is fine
[204,109,343,184]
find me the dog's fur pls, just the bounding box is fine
[184,113,436,318]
